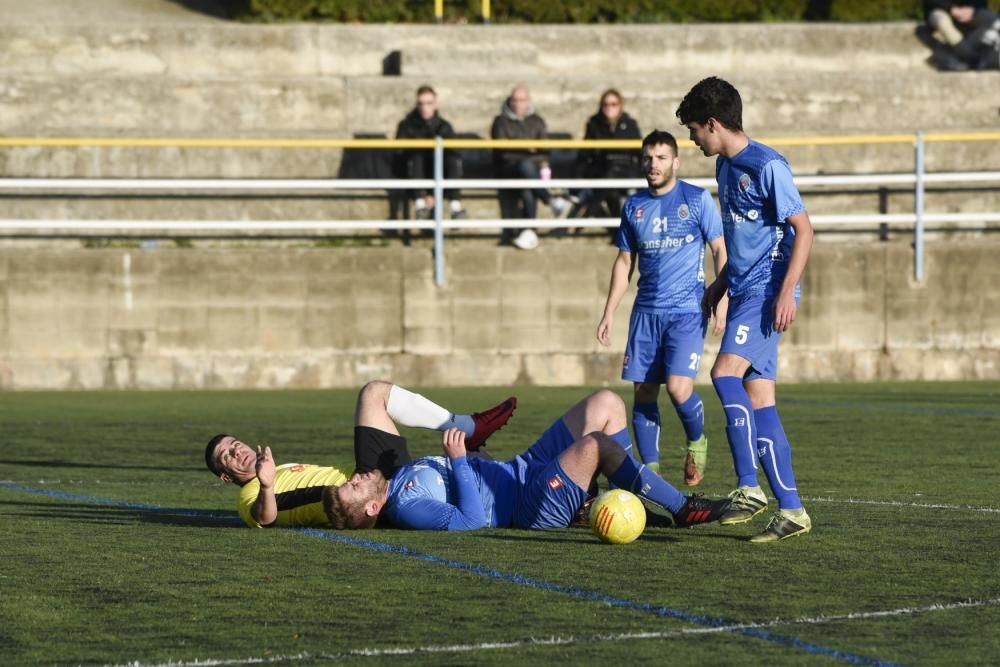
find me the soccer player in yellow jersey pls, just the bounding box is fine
[205,380,517,528]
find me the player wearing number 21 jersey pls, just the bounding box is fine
[597,130,727,487]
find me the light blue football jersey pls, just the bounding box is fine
[715,140,806,298]
[616,181,723,313]
[384,455,515,530]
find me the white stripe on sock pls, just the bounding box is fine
[761,437,796,492]
[724,402,757,471]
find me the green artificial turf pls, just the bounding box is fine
[1,382,998,665]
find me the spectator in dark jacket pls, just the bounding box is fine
[923,1,999,70]
[394,86,466,220]
[575,89,643,234]
[490,85,570,250]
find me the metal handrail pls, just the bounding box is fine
[2,172,999,192]
[0,131,998,149]
[2,132,999,285]
[0,212,995,232]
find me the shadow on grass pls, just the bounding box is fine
[0,458,198,473]
[471,530,601,545]
[470,529,732,545]
[1,499,242,528]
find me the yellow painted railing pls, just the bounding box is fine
[434,0,490,23]
[1,130,998,286]
[0,132,998,150]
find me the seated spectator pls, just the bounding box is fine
[490,85,570,250]
[924,0,999,70]
[574,89,643,235]
[394,85,466,220]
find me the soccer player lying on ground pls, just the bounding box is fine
[204,381,516,528]
[324,389,731,531]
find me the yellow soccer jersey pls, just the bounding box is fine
[237,463,348,528]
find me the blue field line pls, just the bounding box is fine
[0,480,245,526]
[1,481,899,666]
[782,397,1000,419]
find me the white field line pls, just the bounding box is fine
[112,597,1000,667]
[801,495,1000,514]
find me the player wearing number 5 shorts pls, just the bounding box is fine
[677,77,815,542]
[597,130,728,487]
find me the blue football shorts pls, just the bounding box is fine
[719,293,798,381]
[511,418,589,529]
[622,310,708,383]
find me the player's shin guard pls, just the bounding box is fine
[632,402,661,467]
[754,406,802,510]
[712,376,759,488]
[608,455,685,514]
[674,393,705,442]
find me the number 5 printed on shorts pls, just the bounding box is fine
[734,324,750,345]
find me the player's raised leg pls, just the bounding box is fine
[557,431,729,527]
[557,389,633,453]
[517,390,630,528]
[356,381,516,449]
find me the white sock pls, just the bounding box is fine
[386,385,475,434]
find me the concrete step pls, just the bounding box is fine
[3,69,995,139]
[0,23,932,80]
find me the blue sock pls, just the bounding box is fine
[608,455,685,514]
[609,427,633,457]
[605,427,633,490]
[712,376,759,488]
[632,401,661,466]
[674,392,705,442]
[754,406,802,510]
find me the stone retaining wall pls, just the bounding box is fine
[0,239,996,389]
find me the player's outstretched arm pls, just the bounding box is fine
[597,250,633,346]
[251,445,278,526]
[773,211,814,333]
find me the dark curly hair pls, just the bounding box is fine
[675,76,743,132]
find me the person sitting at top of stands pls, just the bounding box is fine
[204,381,516,528]
[923,0,999,71]
[394,85,467,220]
[573,89,643,234]
[490,84,571,250]
[324,389,730,532]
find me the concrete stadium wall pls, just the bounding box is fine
[0,17,997,389]
[0,239,996,390]
[2,21,998,226]
[1,22,998,180]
